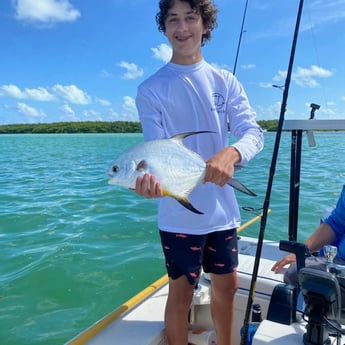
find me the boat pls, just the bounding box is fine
[65,118,345,345]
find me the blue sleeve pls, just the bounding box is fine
[325,185,345,240]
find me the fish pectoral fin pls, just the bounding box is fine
[136,160,148,172]
[163,189,203,215]
[227,178,256,197]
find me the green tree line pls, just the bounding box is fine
[0,121,142,134]
[0,120,278,134]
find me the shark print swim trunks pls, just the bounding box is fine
[159,228,238,285]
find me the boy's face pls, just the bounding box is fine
[164,0,208,64]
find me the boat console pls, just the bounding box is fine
[253,267,344,345]
[299,268,342,345]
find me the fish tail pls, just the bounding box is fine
[227,178,256,196]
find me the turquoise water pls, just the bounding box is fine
[0,132,344,345]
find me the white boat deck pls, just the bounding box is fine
[83,284,168,345]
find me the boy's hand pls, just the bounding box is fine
[133,173,163,198]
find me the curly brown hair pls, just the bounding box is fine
[155,0,218,46]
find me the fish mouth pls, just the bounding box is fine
[107,174,118,185]
[108,178,115,185]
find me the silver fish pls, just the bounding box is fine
[108,131,256,214]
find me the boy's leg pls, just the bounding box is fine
[159,230,206,345]
[210,271,238,345]
[165,275,195,345]
[204,229,238,345]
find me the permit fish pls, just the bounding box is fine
[108,131,256,214]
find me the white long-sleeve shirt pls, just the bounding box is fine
[136,59,263,234]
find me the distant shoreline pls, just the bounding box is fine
[0,120,279,134]
[1,120,344,134]
[0,121,142,134]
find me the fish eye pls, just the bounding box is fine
[112,165,119,173]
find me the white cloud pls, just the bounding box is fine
[0,83,140,123]
[293,65,333,87]
[107,108,120,121]
[272,70,287,83]
[241,64,256,70]
[342,96,345,101]
[1,83,91,104]
[256,101,283,120]
[60,103,75,115]
[307,1,345,28]
[210,62,231,71]
[151,43,172,63]
[259,82,278,89]
[52,84,91,104]
[14,0,80,24]
[0,84,24,98]
[25,87,55,101]
[121,96,138,121]
[17,102,45,117]
[272,65,333,88]
[0,84,55,101]
[83,109,102,121]
[118,61,144,80]
[99,69,112,79]
[96,97,112,107]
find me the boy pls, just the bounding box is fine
[134,1,264,344]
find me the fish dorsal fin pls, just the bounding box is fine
[170,131,215,145]
[136,160,148,172]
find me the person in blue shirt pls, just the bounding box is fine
[272,185,345,298]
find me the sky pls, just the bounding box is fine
[0,0,344,125]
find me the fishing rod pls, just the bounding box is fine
[233,0,249,75]
[240,1,305,344]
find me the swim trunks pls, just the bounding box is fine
[159,229,238,285]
